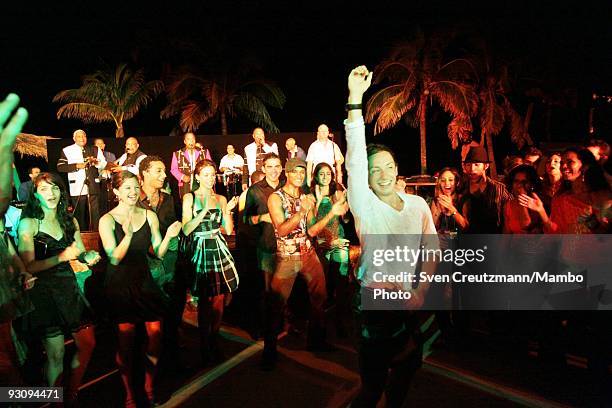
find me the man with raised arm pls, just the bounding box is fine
[345,66,437,407]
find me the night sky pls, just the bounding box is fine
[2,1,611,175]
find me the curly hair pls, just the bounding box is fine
[21,172,76,239]
[562,147,609,193]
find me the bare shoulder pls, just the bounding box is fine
[99,213,115,228]
[268,191,281,206]
[18,217,37,233]
[216,194,227,205]
[183,192,194,205]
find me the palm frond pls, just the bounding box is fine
[437,58,479,83]
[478,88,506,136]
[447,116,473,149]
[504,100,531,148]
[56,103,115,124]
[123,79,164,120]
[365,85,404,123]
[240,81,286,109]
[374,60,413,84]
[179,100,216,132]
[372,90,414,135]
[430,80,478,117]
[233,92,280,133]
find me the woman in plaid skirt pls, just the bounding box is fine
[182,160,239,365]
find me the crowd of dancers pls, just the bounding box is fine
[0,66,610,407]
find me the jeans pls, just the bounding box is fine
[263,249,327,354]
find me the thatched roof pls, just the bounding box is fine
[13,133,59,160]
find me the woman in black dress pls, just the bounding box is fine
[99,171,181,407]
[17,172,101,402]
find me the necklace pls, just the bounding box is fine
[282,187,301,199]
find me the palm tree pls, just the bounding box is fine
[53,63,163,138]
[161,65,286,135]
[476,65,530,178]
[365,32,478,175]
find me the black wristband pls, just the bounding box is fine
[345,103,362,111]
[77,252,88,263]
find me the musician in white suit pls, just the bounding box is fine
[57,129,106,231]
[244,127,278,176]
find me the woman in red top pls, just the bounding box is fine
[503,164,542,234]
[520,148,610,234]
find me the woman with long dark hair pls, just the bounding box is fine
[307,162,350,336]
[17,172,100,403]
[430,167,468,245]
[99,171,181,407]
[503,164,543,234]
[182,159,238,365]
[520,147,611,234]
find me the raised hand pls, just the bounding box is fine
[437,195,455,212]
[331,195,349,216]
[226,196,239,212]
[0,94,28,150]
[122,214,134,237]
[395,178,407,193]
[347,66,373,98]
[166,221,182,238]
[0,94,28,214]
[300,194,317,216]
[518,192,544,213]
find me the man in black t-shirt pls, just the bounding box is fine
[242,153,282,339]
[138,155,183,365]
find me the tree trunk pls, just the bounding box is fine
[220,110,228,136]
[419,94,428,175]
[544,104,552,142]
[115,123,124,138]
[523,102,534,145]
[485,132,497,179]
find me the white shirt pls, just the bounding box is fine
[306,139,344,168]
[61,144,106,196]
[219,154,245,172]
[345,118,437,289]
[244,141,279,175]
[116,152,147,176]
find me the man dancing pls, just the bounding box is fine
[262,157,348,370]
[344,66,437,407]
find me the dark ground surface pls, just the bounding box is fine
[17,304,610,408]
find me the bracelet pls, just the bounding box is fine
[345,103,362,111]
